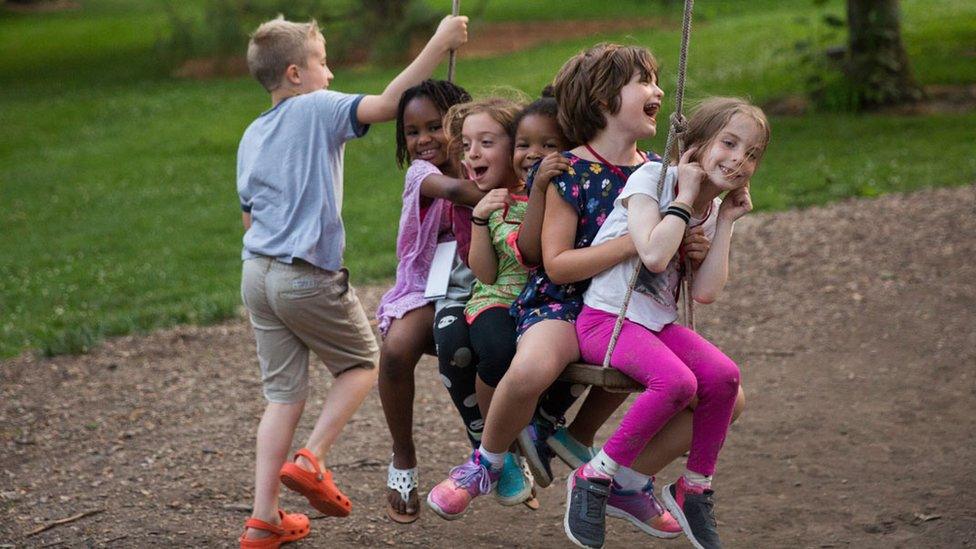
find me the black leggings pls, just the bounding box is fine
[433,305,482,448]
[469,307,517,388]
[539,380,583,423]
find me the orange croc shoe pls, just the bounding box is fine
[239,509,309,549]
[280,448,352,517]
[279,509,310,542]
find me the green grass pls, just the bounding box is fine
[1,0,975,358]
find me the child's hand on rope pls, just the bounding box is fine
[433,15,469,52]
[533,153,571,190]
[681,225,710,270]
[473,188,509,220]
[675,145,703,204]
[718,183,753,222]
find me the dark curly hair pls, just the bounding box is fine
[511,85,574,148]
[395,79,471,168]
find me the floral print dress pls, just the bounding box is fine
[510,150,661,336]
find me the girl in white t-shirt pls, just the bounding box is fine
[573,98,770,549]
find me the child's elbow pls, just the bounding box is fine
[443,183,463,203]
[692,290,716,304]
[640,255,670,275]
[546,265,572,285]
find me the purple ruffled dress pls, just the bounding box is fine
[376,160,453,336]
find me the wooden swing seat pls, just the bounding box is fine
[559,363,643,393]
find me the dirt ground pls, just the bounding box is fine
[3,184,975,548]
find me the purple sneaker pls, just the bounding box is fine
[426,451,500,520]
[607,479,682,538]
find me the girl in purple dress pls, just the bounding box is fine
[375,80,485,524]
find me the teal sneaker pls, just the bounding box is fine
[495,453,532,506]
[548,427,597,468]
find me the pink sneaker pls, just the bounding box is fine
[606,478,681,539]
[426,452,500,520]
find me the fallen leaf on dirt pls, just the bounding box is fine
[913,513,941,523]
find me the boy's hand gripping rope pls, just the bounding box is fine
[601,0,696,369]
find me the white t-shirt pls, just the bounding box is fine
[583,162,720,332]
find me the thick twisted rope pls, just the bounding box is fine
[602,0,696,369]
[447,0,461,83]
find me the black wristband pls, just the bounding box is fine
[471,216,489,226]
[664,207,690,224]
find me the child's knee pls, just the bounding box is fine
[437,344,474,371]
[337,362,378,386]
[702,358,740,400]
[731,385,746,423]
[498,362,546,400]
[477,363,506,388]
[475,348,514,388]
[379,344,418,379]
[664,368,698,408]
[715,359,741,390]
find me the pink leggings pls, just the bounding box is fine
[576,305,739,476]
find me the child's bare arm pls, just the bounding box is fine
[468,190,508,284]
[357,16,468,125]
[517,153,570,267]
[690,220,732,303]
[242,212,252,230]
[631,147,706,273]
[542,186,635,285]
[420,173,485,206]
[692,185,752,303]
[627,194,686,273]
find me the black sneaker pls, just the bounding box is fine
[661,478,723,549]
[516,414,556,487]
[563,466,611,548]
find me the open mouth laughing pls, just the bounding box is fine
[470,165,489,179]
[644,101,661,122]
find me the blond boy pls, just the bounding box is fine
[236,15,467,547]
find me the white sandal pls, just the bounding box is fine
[386,461,420,524]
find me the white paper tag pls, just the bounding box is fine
[424,240,457,300]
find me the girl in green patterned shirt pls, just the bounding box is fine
[427,96,572,517]
[462,95,571,415]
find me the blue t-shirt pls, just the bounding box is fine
[237,90,368,270]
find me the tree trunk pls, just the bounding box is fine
[846,0,923,108]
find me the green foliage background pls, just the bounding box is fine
[1,0,974,357]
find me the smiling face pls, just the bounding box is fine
[294,34,333,93]
[403,97,449,168]
[605,71,664,142]
[699,113,766,190]
[462,112,515,191]
[512,114,566,182]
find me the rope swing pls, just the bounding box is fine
[447,0,461,83]
[442,1,699,392]
[559,0,697,393]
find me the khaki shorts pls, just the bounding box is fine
[241,256,378,403]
